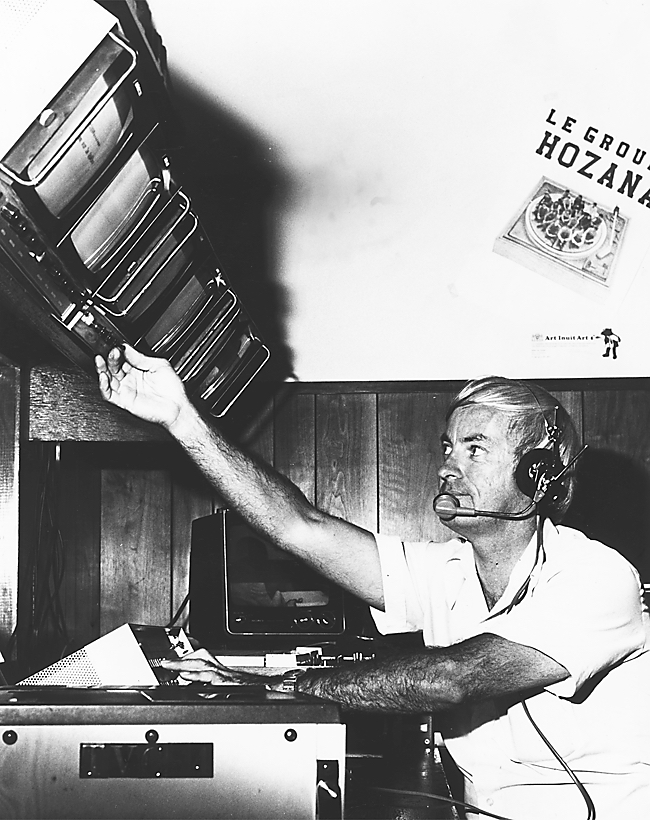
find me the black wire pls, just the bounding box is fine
[486,512,546,621]
[517,514,596,820]
[522,700,596,820]
[371,786,515,820]
[166,591,190,628]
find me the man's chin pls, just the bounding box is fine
[441,516,480,535]
[437,505,503,535]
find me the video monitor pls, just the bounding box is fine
[93,191,198,321]
[200,337,270,418]
[70,147,165,272]
[171,299,242,383]
[144,275,236,356]
[189,510,345,647]
[1,31,136,218]
[193,319,262,399]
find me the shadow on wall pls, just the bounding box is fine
[165,74,296,387]
[128,0,296,439]
[563,448,650,581]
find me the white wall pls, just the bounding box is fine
[147,0,650,381]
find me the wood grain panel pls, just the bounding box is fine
[0,365,19,642]
[29,366,168,442]
[569,389,650,579]
[582,390,650,456]
[16,443,46,668]
[316,394,377,531]
[245,412,274,467]
[236,391,276,463]
[554,390,583,443]
[378,392,453,542]
[100,469,172,633]
[274,392,316,504]
[170,457,215,629]
[57,443,101,650]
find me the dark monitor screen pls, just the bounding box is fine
[226,518,330,610]
[189,510,345,648]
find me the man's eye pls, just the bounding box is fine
[441,443,452,457]
[468,445,484,457]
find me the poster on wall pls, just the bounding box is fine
[410,1,650,382]
[490,106,650,377]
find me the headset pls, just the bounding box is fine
[433,401,588,522]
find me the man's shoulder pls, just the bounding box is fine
[553,524,626,555]
[549,524,640,580]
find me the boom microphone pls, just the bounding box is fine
[433,494,536,521]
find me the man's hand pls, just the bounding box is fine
[95,345,189,430]
[160,648,284,687]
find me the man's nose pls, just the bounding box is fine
[438,453,462,483]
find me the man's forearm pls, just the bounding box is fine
[167,401,319,547]
[296,650,460,713]
[164,397,385,607]
[294,634,568,712]
[96,346,384,602]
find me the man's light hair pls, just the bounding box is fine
[447,376,580,520]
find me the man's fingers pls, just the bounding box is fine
[177,648,221,664]
[161,651,227,674]
[97,370,111,399]
[106,347,124,375]
[161,649,237,684]
[122,344,164,371]
[161,659,213,671]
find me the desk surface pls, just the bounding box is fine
[0,685,342,724]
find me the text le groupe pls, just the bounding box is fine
[537,110,650,210]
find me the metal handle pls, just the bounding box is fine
[94,191,197,316]
[0,32,137,187]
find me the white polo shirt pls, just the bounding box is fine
[371,521,650,820]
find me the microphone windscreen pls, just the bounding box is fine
[433,494,462,521]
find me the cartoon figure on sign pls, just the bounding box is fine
[601,328,621,360]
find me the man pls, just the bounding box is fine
[96,345,649,820]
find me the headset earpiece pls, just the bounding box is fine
[515,448,561,501]
[512,397,569,511]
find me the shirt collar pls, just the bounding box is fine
[445,519,557,618]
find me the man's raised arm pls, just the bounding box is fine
[95,345,384,608]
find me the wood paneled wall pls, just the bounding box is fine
[0,363,19,646]
[16,380,650,669]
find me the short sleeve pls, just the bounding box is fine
[484,546,646,697]
[369,534,425,635]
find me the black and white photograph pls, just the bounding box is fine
[0,2,648,819]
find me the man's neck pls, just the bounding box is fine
[470,518,538,609]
